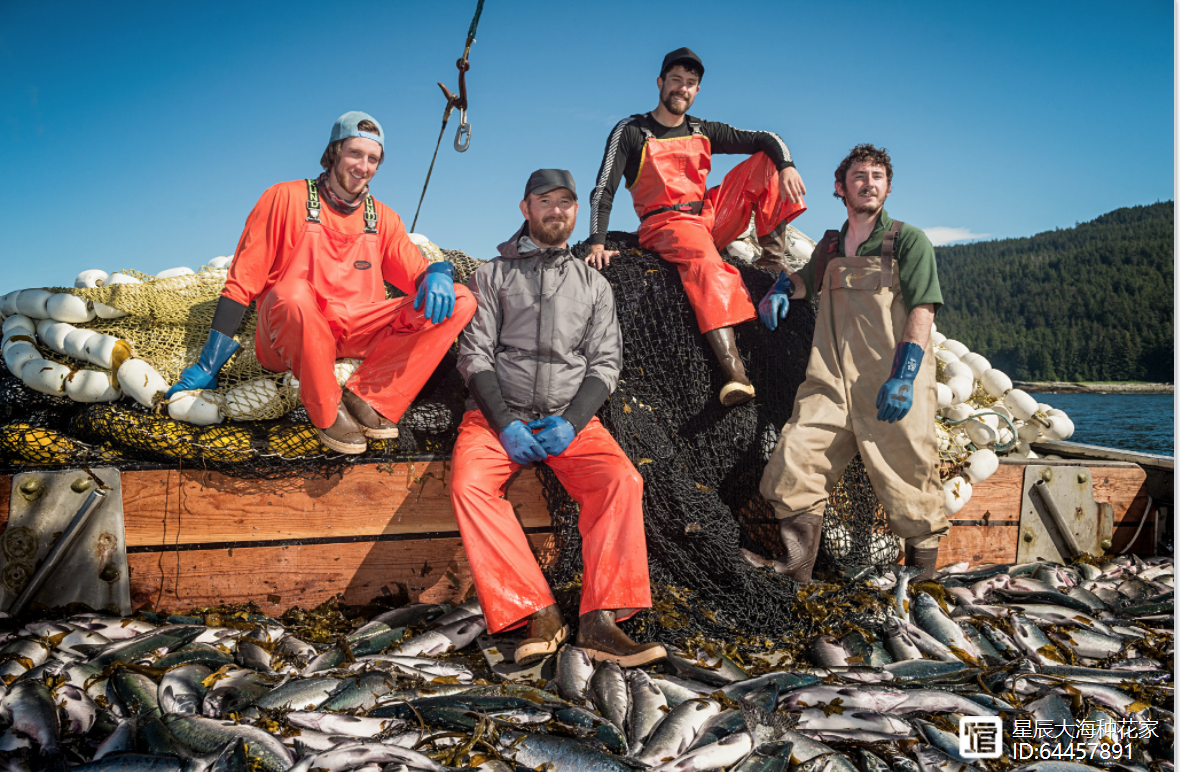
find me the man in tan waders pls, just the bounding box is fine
[750,144,947,583]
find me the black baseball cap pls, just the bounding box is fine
[524,169,577,200]
[660,47,704,79]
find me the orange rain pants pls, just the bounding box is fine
[252,193,474,429]
[633,138,806,333]
[449,410,652,634]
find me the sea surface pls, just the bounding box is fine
[1035,392,1174,456]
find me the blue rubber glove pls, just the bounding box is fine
[876,341,924,423]
[757,272,794,331]
[414,261,456,325]
[499,420,549,464]
[165,330,240,398]
[527,415,576,457]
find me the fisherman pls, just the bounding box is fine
[168,112,474,453]
[753,144,946,582]
[451,169,665,667]
[585,47,807,406]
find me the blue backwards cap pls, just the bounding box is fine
[330,111,384,147]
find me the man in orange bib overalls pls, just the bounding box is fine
[586,48,808,406]
[168,112,475,453]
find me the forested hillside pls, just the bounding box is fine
[934,202,1174,382]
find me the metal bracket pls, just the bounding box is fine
[0,468,129,615]
[1017,464,1113,563]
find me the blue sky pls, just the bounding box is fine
[0,1,1172,290]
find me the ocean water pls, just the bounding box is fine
[1034,393,1174,456]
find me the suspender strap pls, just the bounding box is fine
[687,117,703,135]
[305,179,321,223]
[812,230,840,296]
[363,195,378,234]
[640,200,704,221]
[880,220,904,288]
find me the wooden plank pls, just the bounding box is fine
[950,463,1024,523]
[128,533,557,615]
[940,525,1019,567]
[122,462,550,548]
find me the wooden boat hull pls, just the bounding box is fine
[0,450,1163,616]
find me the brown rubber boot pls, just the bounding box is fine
[754,221,790,270]
[316,401,367,455]
[514,603,569,666]
[905,544,940,582]
[776,513,824,584]
[704,327,755,407]
[576,609,667,667]
[341,387,399,439]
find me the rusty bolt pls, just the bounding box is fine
[1040,469,1053,483]
[1023,529,1035,543]
[1076,472,1088,484]
[99,565,120,582]
[71,478,92,493]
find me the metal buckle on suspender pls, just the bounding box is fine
[363,195,378,234]
[305,179,321,223]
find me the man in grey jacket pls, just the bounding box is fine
[451,169,666,668]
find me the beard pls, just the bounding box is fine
[849,195,885,216]
[529,214,575,246]
[660,89,694,116]
[333,163,367,199]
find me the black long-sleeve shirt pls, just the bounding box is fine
[587,112,795,245]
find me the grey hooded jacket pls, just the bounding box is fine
[456,223,622,429]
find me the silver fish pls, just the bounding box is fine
[627,668,668,747]
[555,645,594,705]
[652,730,753,772]
[589,660,630,733]
[157,664,210,715]
[394,616,486,657]
[633,698,721,766]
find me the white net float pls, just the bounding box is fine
[156,267,195,279]
[65,369,121,403]
[0,291,20,317]
[15,289,53,320]
[1,314,35,338]
[941,361,973,383]
[948,375,974,404]
[964,418,999,447]
[63,328,100,362]
[85,335,131,370]
[118,358,169,408]
[942,403,973,422]
[1005,389,1039,421]
[935,382,953,409]
[206,256,233,269]
[934,347,959,365]
[21,358,70,395]
[966,356,992,379]
[224,378,280,421]
[47,293,96,324]
[4,342,39,378]
[942,476,972,515]
[40,322,75,355]
[942,339,970,358]
[1042,414,1075,441]
[168,390,225,426]
[962,448,999,484]
[74,270,109,289]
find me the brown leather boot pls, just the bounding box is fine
[704,327,755,407]
[754,221,790,270]
[316,401,367,455]
[576,609,667,667]
[905,543,940,582]
[341,387,399,439]
[514,604,569,666]
[776,513,824,585]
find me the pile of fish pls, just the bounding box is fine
[0,555,1171,772]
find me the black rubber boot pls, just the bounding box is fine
[704,327,755,406]
[905,543,940,582]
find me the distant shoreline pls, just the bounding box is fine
[1014,381,1174,395]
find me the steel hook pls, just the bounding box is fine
[454,110,471,152]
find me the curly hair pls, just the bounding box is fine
[833,144,892,203]
[320,119,385,171]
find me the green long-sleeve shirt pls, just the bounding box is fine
[796,210,943,312]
